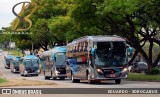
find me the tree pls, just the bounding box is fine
[71,0,160,73]
[9,0,76,50]
[31,19,55,50]
[30,0,76,49]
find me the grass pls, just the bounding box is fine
[0,79,56,87]
[127,73,160,82]
[0,78,8,84]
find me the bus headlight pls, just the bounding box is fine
[122,68,128,72]
[96,69,103,74]
[24,70,28,75]
[55,71,60,74]
[37,69,40,73]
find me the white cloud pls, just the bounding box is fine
[0,0,30,29]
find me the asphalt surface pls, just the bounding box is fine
[0,51,160,97]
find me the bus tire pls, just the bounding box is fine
[51,71,53,78]
[11,69,13,73]
[115,79,121,84]
[71,73,80,83]
[24,74,27,77]
[44,71,50,80]
[20,71,24,76]
[45,76,50,80]
[87,74,94,84]
[43,70,45,75]
[60,77,65,80]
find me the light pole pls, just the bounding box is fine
[32,41,34,55]
[28,40,34,55]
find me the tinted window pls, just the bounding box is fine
[55,55,66,65]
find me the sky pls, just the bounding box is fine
[0,0,30,29]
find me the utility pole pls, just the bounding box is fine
[31,41,34,55]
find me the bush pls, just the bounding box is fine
[149,67,160,75]
[127,73,160,81]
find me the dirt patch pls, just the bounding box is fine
[0,79,56,87]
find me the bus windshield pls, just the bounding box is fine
[95,42,126,67]
[55,53,66,66]
[25,59,39,67]
[14,61,19,66]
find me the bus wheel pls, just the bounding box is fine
[20,71,24,76]
[115,79,121,84]
[87,74,94,84]
[60,77,65,80]
[45,76,50,80]
[44,71,50,80]
[24,74,27,77]
[71,73,80,83]
[11,69,13,73]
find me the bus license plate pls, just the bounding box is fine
[110,74,115,77]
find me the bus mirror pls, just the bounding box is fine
[51,54,55,60]
[19,59,22,62]
[91,48,95,58]
[128,47,133,56]
[39,57,44,61]
[66,60,69,65]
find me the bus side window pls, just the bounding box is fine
[71,45,73,53]
[80,45,83,51]
[77,44,80,52]
[74,46,76,52]
[69,47,72,53]
[84,42,88,51]
[76,46,78,52]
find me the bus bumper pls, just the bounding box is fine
[92,71,128,80]
[54,74,67,78]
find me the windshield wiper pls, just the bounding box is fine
[59,61,66,68]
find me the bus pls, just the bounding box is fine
[4,53,14,69]
[41,46,67,80]
[66,35,129,84]
[19,55,40,76]
[10,56,21,73]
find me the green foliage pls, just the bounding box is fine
[9,50,23,56]
[149,68,160,75]
[143,42,160,61]
[71,0,160,73]
[6,0,160,73]
[48,16,70,41]
[0,78,8,84]
[30,0,76,49]
[31,18,54,50]
[128,73,160,81]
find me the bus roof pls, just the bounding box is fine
[23,55,38,60]
[6,55,14,59]
[13,56,21,60]
[41,50,52,56]
[51,46,66,53]
[69,35,125,45]
[41,46,66,57]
